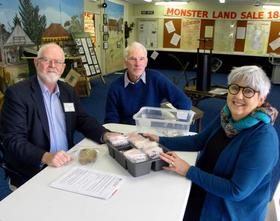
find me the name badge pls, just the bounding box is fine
[64,103,75,112]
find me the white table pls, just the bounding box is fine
[0,123,197,221]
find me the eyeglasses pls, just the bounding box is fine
[127,56,146,63]
[38,57,65,66]
[228,84,259,98]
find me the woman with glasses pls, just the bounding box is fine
[145,65,278,221]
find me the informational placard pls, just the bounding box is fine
[214,20,236,52]
[244,21,271,55]
[181,19,200,50]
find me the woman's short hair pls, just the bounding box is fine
[124,41,147,60]
[228,65,271,97]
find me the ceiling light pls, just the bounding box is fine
[263,4,280,9]
[219,0,225,3]
[155,1,188,6]
[144,0,152,2]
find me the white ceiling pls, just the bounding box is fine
[123,0,280,6]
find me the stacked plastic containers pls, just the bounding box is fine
[106,133,168,177]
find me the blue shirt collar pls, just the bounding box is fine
[124,70,146,88]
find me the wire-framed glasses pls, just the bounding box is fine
[227,84,259,98]
[38,57,65,66]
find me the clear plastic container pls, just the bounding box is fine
[133,106,195,136]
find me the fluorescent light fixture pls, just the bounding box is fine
[155,1,188,6]
[144,0,152,2]
[263,4,280,9]
[219,0,225,3]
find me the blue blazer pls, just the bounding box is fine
[0,76,107,179]
[160,116,279,221]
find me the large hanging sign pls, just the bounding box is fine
[164,8,280,20]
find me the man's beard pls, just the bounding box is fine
[38,71,60,84]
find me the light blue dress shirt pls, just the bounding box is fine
[38,78,68,153]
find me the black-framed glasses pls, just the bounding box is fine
[38,57,65,66]
[227,84,259,98]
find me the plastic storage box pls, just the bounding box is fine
[107,142,168,177]
[133,107,195,136]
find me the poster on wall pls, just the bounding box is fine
[138,20,158,48]
[244,21,271,55]
[181,19,200,50]
[214,20,236,53]
[84,11,96,45]
[104,1,124,74]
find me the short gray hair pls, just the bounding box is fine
[124,41,147,60]
[37,43,65,61]
[228,65,271,97]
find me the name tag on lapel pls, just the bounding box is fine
[64,103,75,112]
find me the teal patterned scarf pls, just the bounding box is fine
[221,102,278,138]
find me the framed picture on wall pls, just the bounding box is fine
[86,38,93,47]
[103,42,108,49]
[78,47,84,54]
[103,34,109,41]
[103,14,108,25]
[75,39,82,46]
[103,25,108,33]
[65,69,81,87]
[81,55,87,63]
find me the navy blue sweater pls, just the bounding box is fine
[104,69,192,124]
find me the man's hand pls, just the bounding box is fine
[42,151,72,167]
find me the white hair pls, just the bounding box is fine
[124,41,147,60]
[37,43,65,61]
[228,65,271,97]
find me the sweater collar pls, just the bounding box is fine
[124,70,146,88]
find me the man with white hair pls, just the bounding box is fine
[0,43,110,186]
[105,41,192,125]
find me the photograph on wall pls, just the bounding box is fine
[104,1,124,73]
[95,64,101,73]
[90,65,96,75]
[78,47,85,54]
[89,48,95,56]
[81,55,87,63]
[75,39,82,46]
[92,55,97,64]
[83,64,91,76]
[86,38,93,47]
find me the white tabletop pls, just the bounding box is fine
[0,123,197,221]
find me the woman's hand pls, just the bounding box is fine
[160,152,190,176]
[142,133,159,142]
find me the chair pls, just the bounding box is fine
[167,53,190,85]
[0,112,27,187]
[166,53,204,132]
[265,181,280,221]
[211,57,223,73]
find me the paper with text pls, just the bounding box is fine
[50,167,124,200]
